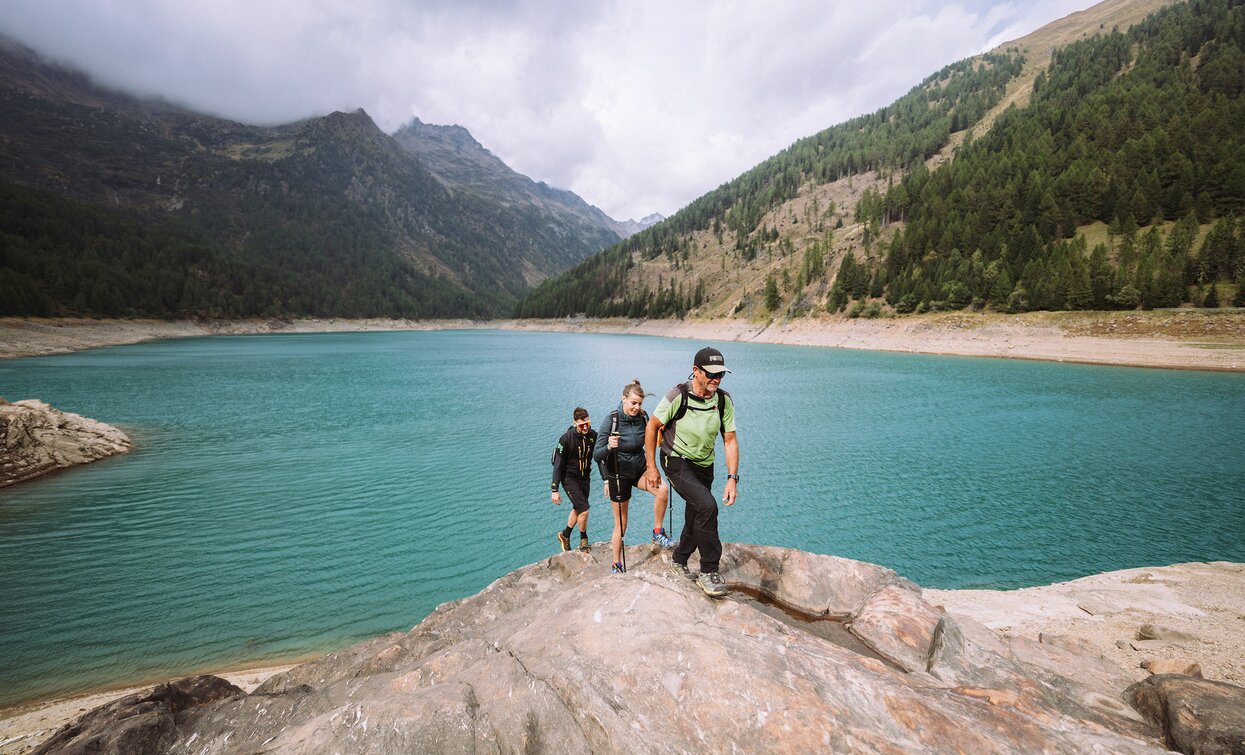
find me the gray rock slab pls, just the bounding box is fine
[44,545,1173,754]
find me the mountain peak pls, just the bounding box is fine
[394,117,486,153]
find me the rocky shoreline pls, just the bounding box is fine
[2,553,1241,754]
[2,312,1244,371]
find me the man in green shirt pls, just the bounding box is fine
[644,347,739,597]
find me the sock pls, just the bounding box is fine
[654,527,663,535]
[579,530,587,540]
[562,527,573,538]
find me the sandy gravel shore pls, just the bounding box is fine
[3,312,1243,371]
[0,317,482,362]
[500,310,1245,372]
[3,561,1241,753]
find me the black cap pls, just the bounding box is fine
[694,346,731,375]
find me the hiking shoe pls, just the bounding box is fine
[669,560,694,581]
[698,571,728,597]
[652,528,676,548]
[556,531,571,552]
[578,538,591,552]
[611,562,626,574]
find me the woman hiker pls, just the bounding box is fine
[594,379,673,574]
[552,407,597,553]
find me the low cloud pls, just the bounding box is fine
[2,0,1095,220]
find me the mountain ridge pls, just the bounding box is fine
[392,117,642,242]
[0,35,627,318]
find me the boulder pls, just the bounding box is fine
[1141,659,1203,677]
[0,399,132,487]
[44,545,1171,753]
[1127,675,1245,755]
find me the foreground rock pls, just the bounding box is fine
[1128,675,1245,755]
[36,544,1186,754]
[925,562,1245,688]
[0,398,132,487]
[31,677,242,755]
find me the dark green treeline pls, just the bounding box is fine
[872,0,1245,314]
[0,180,487,319]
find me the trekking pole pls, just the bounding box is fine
[668,486,673,542]
[608,412,626,572]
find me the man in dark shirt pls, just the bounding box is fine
[552,407,597,552]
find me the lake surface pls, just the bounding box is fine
[1,330,1243,707]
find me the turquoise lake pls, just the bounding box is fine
[1,329,1243,708]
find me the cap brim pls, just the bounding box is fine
[703,367,731,374]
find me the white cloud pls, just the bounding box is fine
[0,0,1098,220]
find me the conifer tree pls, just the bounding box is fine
[1203,282,1220,308]
[764,274,780,310]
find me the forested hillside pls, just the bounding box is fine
[876,0,1245,313]
[516,0,1245,319]
[0,40,621,319]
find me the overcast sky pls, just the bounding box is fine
[2,1,1098,221]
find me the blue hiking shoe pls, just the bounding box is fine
[652,528,676,548]
[611,562,626,574]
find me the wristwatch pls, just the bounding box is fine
[727,474,740,482]
[551,484,559,492]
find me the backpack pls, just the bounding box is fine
[550,427,569,466]
[662,383,729,450]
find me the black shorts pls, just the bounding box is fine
[562,476,590,513]
[606,472,644,503]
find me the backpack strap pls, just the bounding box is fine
[715,388,730,434]
[671,382,694,422]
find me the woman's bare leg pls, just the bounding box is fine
[611,500,629,567]
[636,475,669,534]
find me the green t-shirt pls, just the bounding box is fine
[654,384,736,466]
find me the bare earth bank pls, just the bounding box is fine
[2,311,1244,370]
[2,562,1242,753]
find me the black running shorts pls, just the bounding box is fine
[562,476,590,513]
